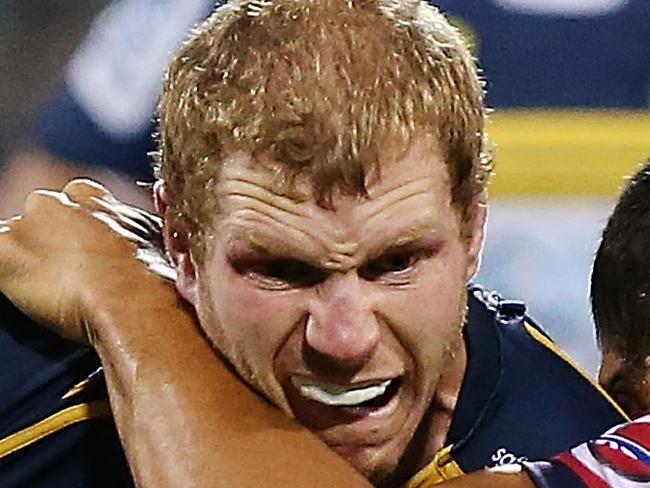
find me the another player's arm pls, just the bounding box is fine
[444,470,536,488]
[0,181,370,488]
[93,276,371,488]
[0,180,540,488]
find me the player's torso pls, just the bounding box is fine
[0,295,132,487]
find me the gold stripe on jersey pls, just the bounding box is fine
[0,400,111,460]
[407,444,464,487]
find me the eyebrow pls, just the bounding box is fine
[362,223,443,261]
[225,225,442,275]
[225,232,319,265]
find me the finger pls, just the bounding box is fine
[90,198,162,243]
[127,205,163,229]
[62,179,117,205]
[90,210,151,247]
[24,189,77,213]
[122,206,164,247]
[135,247,177,282]
[0,216,21,235]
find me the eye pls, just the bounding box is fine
[359,251,420,282]
[235,258,327,290]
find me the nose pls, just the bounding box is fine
[304,273,380,371]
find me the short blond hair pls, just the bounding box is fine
[155,0,491,260]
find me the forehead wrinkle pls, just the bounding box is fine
[323,252,359,272]
[355,177,437,226]
[220,172,343,254]
[230,209,365,270]
[221,164,368,267]
[225,211,328,262]
[222,199,365,268]
[226,199,340,256]
[220,177,311,220]
[357,200,443,257]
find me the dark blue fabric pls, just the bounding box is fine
[0,421,133,488]
[0,295,134,487]
[449,286,625,473]
[436,0,650,108]
[33,86,157,181]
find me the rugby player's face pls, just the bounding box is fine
[183,139,484,481]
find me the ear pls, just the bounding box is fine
[464,191,488,281]
[599,350,650,418]
[155,182,199,305]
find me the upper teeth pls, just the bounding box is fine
[292,377,393,406]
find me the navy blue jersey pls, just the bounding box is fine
[435,0,650,109]
[0,286,626,487]
[0,294,133,487]
[408,286,626,487]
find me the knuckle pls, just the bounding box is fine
[24,190,68,212]
[63,179,113,202]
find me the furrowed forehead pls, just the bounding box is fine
[216,137,453,262]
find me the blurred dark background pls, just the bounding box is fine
[0,0,108,155]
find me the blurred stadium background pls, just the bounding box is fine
[0,0,648,374]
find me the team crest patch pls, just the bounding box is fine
[588,422,650,482]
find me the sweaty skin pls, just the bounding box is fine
[0,181,371,488]
[0,180,538,488]
[168,138,485,484]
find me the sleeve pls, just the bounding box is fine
[33,0,216,178]
[525,415,650,488]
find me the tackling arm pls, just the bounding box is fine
[0,180,370,488]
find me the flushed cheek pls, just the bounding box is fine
[205,270,309,405]
[378,262,467,389]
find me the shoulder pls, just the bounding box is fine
[448,286,627,473]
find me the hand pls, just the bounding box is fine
[0,179,176,344]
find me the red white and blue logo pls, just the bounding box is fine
[588,422,650,482]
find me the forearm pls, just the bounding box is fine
[442,470,535,488]
[92,291,370,488]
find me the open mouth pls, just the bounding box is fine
[291,376,402,409]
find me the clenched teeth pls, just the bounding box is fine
[292,377,393,406]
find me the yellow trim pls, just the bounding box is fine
[61,377,93,401]
[407,444,465,488]
[524,323,630,420]
[488,110,650,198]
[0,401,111,460]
